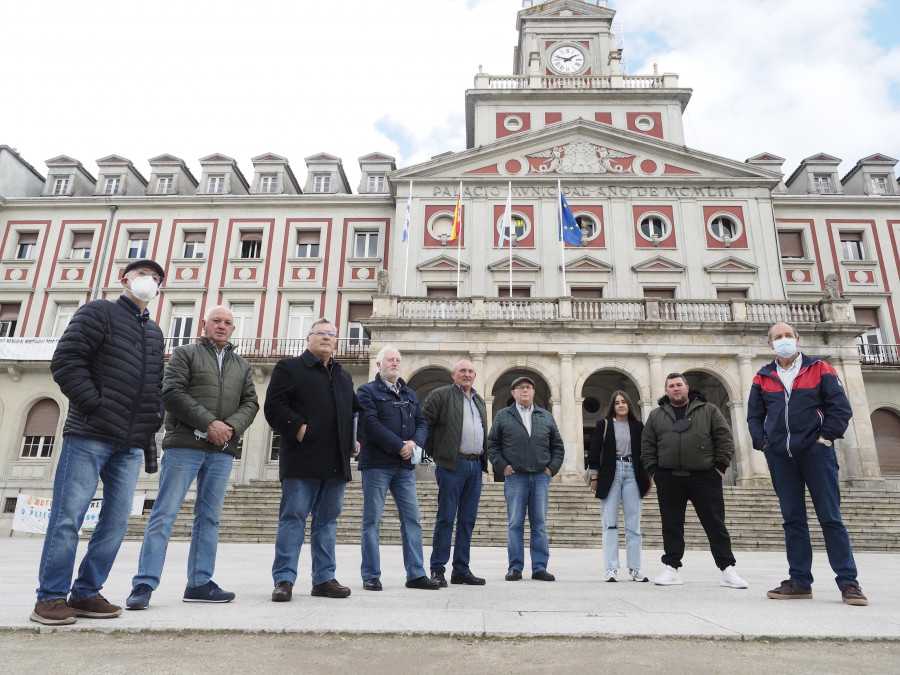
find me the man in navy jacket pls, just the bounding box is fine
[748,322,866,606]
[357,346,439,591]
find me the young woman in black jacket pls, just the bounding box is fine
[587,390,652,582]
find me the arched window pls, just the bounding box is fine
[21,399,60,458]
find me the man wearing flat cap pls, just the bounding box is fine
[32,259,166,626]
[488,376,565,582]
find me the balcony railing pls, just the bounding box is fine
[858,343,900,365]
[482,74,670,90]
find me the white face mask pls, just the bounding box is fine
[772,337,797,358]
[129,275,159,302]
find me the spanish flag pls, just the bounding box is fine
[450,185,462,242]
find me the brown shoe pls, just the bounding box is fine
[272,581,293,602]
[766,579,812,600]
[30,598,77,625]
[67,593,122,618]
[311,579,351,598]
[841,584,868,606]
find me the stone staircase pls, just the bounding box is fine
[125,478,900,552]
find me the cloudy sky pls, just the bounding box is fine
[2,0,898,188]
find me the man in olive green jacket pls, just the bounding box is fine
[126,306,259,609]
[641,373,746,589]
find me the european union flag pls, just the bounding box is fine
[560,192,582,247]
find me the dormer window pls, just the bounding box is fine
[313,174,331,193]
[53,178,69,195]
[367,175,386,193]
[260,175,278,193]
[813,174,835,194]
[104,177,121,195]
[870,176,888,195]
[208,175,225,194]
[156,177,173,194]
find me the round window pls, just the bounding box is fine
[496,213,530,243]
[428,213,455,242]
[503,115,523,131]
[575,214,601,242]
[708,214,741,243]
[635,115,655,131]
[638,214,670,241]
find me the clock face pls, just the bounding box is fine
[550,45,585,74]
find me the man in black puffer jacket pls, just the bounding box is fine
[32,259,166,626]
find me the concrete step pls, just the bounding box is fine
[125,480,900,552]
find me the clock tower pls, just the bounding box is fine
[465,0,691,148]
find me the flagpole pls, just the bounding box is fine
[403,180,412,296]
[456,181,462,298]
[558,180,567,296]
[507,182,513,298]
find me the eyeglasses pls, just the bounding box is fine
[514,384,534,391]
[310,329,337,337]
[131,269,161,284]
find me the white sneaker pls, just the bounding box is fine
[604,569,617,582]
[654,565,683,586]
[628,568,649,582]
[720,565,748,589]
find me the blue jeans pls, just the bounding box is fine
[430,457,483,574]
[132,448,233,589]
[503,471,551,573]
[272,477,346,586]
[360,467,426,581]
[36,434,143,602]
[601,460,644,571]
[765,443,858,590]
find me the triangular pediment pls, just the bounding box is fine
[631,256,686,273]
[565,255,613,273]
[392,119,782,183]
[305,152,341,163]
[199,153,237,164]
[417,255,471,273]
[801,152,842,164]
[45,155,81,166]
[251,152,287,163]
[858,153,898,163]
[746,152,785,163]
[487,255,542,273]
[358,152,396,163]
[704,257,759,273]
[95,154,133,165]
[149,154,187,165]
[521,0,615,21]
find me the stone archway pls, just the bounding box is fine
[581,370,642,466]
[872,408,900,476]
[490,368,551,422]
[406,367,453,403]
[682,369,740,485]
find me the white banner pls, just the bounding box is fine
[12,493,146,535]
[0,338,58,361]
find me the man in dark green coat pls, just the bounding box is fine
[126,305,259,610]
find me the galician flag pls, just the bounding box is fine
[498,183,512,248]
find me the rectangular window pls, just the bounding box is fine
[260,175,278,193]
[855,307,883,363]
[870,176,888,195]
[497,286,530,298]
[426,287,457,298]
[53,303,78,337]
[840,232,864,261]
[313,174,331,193]
[571,288,603,299]
[169,305,195,348]
[16,232,38,259]
[0,303,21,337]
[813,174,835,194]
[777,231,804,259]
[716,288,748,300]
[70,232,93,259]
[104,177,121,195]
[182,231,206,259]
[208,176,225,193]
[156,177,174,194]
[127,232,149,259]
[21,436,55,458]
[230,303,255,343]
[643,288,676,299]
[346,302,372,354]
[53,178,69,195]
[287,303,314,339]
[295,231,320,258]
[354,232,378,258]
[239,231,262,259]
[367,175,386,193]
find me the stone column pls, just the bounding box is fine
[647,352,665,403]
[737,354,770,485]
[557,352,580,482]
[470,350,486,394]
[833,352,884,488]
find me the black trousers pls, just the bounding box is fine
[654,468,736,570]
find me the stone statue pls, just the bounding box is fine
[377,269,390,295]
[824,273,841,299]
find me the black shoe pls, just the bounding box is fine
[532,570,556,582]
[451,571,486,586]
[405,575,442,590]
[311,579,351,598]
[505,569,522,581]
[271,581,293,602]
[430,571,447,587]
[363,578,383,591]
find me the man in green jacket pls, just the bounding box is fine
[423,359,489,587]
[126,305,259,609]
[641,373,746,589]
[488,376,564,582]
